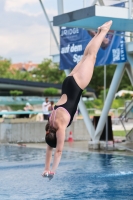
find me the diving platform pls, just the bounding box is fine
[53,5,133,32]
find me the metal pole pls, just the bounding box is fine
[57,0,70,76]
[125,65,133,86]
[79,98,95,140]
[86,0,104,6]
[98,0,104,6]
[94,63,126,141]
[104,65,106,103]
[39,0,59,50]
[128,0,132,41]
[57,0,64,14]
[128,0,132,19]
[104,65,108,150]
[126,53,133,86]
[83,0,86,8]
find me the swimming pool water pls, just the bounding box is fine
[0,145,133,200]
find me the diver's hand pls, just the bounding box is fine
[42,171,55,180]
[47,172,55,180]
[42,170,50,177]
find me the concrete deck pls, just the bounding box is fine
[1,118,133,155]
[7,137,133,156]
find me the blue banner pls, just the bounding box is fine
[60,2,127,70]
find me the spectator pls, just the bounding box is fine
[24,102,33,111]
[48,101,54,115]
[42,97,50,120]
[19,102,33,118]
[36,113,43,122]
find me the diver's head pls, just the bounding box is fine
[45,122,57,148]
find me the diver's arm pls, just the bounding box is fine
[42,144,53,175]
[51,127,65,173]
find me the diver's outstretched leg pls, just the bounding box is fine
[70,20,112,89]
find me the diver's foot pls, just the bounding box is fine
[98,20,113,33]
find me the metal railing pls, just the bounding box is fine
[119,99,133,119]
[0,111,43,116]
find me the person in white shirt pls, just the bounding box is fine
[42,97,50,120]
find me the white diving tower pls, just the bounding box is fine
[40,0,133,149]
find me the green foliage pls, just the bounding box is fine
[0,57,11,78]
[82,89,87,96]
[98,89,109,100]
[0,57,33,81]
[89,65,116,96]
[43,87,58,96]
[31,59,65,83]
[123,93,132,99]
[85,98,103,109]
[119,73,131,91]
[93,98,103,109]
[111,99,125,109]
[10,90,23,96]
[89,65,132,97]
[115,96,122,99]
[113,131,125,137]
[0,56,132,99]
[85,98,125,110]
[116,93,132,100]
[10,70,34,81]
[85,100,94,108]
[0,57,65,84]
[123,85,133,91]
[9,104,25,111]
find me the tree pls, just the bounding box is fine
[31,59,65,83]
[43,88,58,96]
[0,56,132,98]
[0,57,12,78]
[82,89,87,96]
[89,65,131,97]
[0,57,33,81]
[10,90,23,101]
[98,89,109,100]
[10,90,23,96]
[10,70,34,81]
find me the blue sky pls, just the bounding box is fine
[0,0,117,64]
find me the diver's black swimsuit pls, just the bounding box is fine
[54,76,83,127]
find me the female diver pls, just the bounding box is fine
[42,20,113,179]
